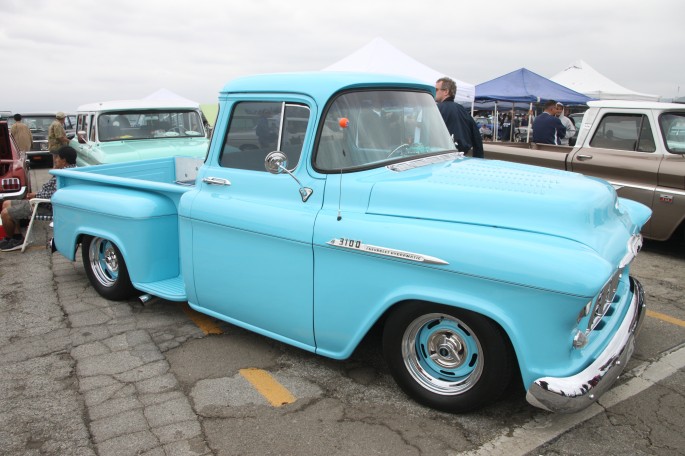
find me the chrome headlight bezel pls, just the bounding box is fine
[573,234,642,350]
[574,268,623,349]
[620,234,643,268]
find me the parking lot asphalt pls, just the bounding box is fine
[0,166,683,456]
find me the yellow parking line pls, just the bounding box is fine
[647,310,685,328]
[240,368,296,407]
[180,304,223,335]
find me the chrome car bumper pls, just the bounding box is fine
[526,277,645,413]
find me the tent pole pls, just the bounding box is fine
[526,102,532,142]
[494,102,498,142]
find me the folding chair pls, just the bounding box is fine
[21,198,52,253]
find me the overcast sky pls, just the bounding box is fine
[1,0,682,112]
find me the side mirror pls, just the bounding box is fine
[265,151,287,174]
[77,131,87,144]
[264,151,313,202]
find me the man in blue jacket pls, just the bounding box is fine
[435,77,483,158]
[532,100,567,145]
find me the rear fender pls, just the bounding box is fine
[52,185,180,283]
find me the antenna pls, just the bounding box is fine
[337,117,349,222]
[337,168,343,221]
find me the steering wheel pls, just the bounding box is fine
[168,126,183,133]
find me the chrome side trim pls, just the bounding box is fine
[609,181,654,192]
[655,187,685,197]
[526,277,645,413]
[326,238,449,265]
[610,180,685,197]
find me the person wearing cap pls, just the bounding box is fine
[10,113,33,152]
[48,112,70,164]
[555,102,576,146]
[0,145,77,252]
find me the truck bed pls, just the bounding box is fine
[52,156,204,202]
[484,141,572,170]
[50,157,203,191]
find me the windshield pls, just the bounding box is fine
[314,90,456,171]
[11,115,54,132]
[660,112,685,153]
[97,110,205,141]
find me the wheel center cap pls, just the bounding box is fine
[428,331,467,369]
[104,248,118,271]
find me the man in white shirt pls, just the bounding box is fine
[555,103,576,146]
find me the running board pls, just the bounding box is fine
[133,275,186,302]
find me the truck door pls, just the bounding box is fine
[569,111,661,236]
[187,99,322,349]
[74,113,96,165]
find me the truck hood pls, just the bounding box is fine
[82,138,209,164]
[366,158,645,252]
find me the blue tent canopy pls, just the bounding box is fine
[475,68,593,105]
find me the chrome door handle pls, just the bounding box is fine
[202,177,232,186]
[576,154,593,161]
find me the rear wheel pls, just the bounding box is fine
[81,235,136,301]
[383,302,513,413]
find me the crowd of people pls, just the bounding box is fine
[472,101,579,145]
[476,106,580,144]
[433,76,582,148]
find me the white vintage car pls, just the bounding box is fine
[70,99,209,166]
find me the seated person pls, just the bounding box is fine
[0,146,77,252]
[479,124,493,140]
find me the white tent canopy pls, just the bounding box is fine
[551,60,660,102]
[323,37,475,103]
[143,88,200,107]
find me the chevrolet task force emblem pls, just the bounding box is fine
[327,238,449,265]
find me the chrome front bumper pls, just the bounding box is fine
[526,277,645,413]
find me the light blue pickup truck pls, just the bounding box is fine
[51,72,651,414]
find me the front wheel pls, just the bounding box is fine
[81,235,136,301]
[383,302,513,413]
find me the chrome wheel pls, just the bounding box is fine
[384,303,513,412]
[88,237,120,288]
[402,313,484,396]
[82,235,136,301]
